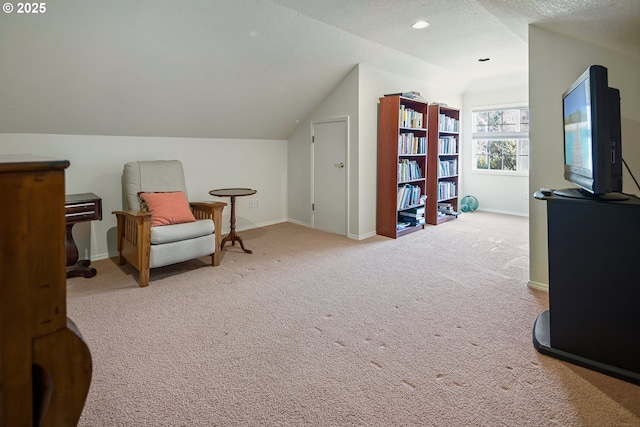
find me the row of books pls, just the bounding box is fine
[398,159,423,182]
[396,221,416,230]
[438,159,457,178]
[397,184,422,209]
[398,133,427,155]
[437,202,460,218]
[438,114,459,133]
[438,181,456,201]
[399,105,425,129]
[438,136,457,155]
[398,206,426,227]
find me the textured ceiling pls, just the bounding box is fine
[0,0,638,139]
[270,0,640,82]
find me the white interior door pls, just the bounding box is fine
[312,118,348,236]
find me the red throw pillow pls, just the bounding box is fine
[138,191,196,227]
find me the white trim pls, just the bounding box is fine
[287,218,312,228]
[473,132,529,139]
[528,280,549,292]
[235,218,289,232]
[470,169,529,177]
[349,230,377,240]
[475,207,529,217]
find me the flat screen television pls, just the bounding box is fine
[555,65,625,200]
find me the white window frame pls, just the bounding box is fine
[471,106,529,176]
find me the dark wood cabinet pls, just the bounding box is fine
[0,155,92,426]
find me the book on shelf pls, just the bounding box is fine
[437,181,456,200]
[438,114,459,132]
[399,206,426,225]
[396,221,412,230]
[438,202,460,217]
[397,184,422,210]
[438,159,458,177]
[401,206,425,217]
[385,91,425,101]
[398,159,423,182]
[399,215,426,226]
[398,133,426,155]
[399,105,424,129]
[438,136,457,155]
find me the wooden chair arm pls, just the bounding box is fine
[190,201,227,215]
[190,201,226,224]
[112,209,152,219]
[112,210,152,285]
[190,201,226,266]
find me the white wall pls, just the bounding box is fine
[528,26,640,290]
[287,66,360,235]
[461,78,529,216]
[358,64,463,236]
[287,63,463,239]
[0,134,287,260]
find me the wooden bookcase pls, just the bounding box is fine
[377,96,428,238]
[427,104,460,225]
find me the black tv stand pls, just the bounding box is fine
[533,311,640,385]
[551,187,629,201]
[534,190,640,385]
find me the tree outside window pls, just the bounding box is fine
[472,108,529,172]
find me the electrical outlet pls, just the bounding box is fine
[255,199,259,208]
[249,199,260,208]
[523,192,529,200]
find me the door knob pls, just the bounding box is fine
[335,162,345,168]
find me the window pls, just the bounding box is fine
[472,107,529,172]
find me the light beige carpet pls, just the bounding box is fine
[67,212,640,426]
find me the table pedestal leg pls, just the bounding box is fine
[65,224,97,278]
[220,195,253,254]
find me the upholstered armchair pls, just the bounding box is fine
[113,160,226,287]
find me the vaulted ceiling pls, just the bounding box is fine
[0,0,638,140]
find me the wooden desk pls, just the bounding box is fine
[209,188,256,254]
[0,155,92,426]
[65,193,102,278]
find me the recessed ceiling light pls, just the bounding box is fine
[412,21,429,29]
[478,58,490,62]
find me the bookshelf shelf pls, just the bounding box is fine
[427,104,461,225]
[377,96,428,238]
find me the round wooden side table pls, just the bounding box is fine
[209,188,257,254]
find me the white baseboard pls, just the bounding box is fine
[287,219,375,240]
[351,230,376,240]
[287,218,312,228]
[527,280,549,292]
[476,207,529,217]
[235,218,288,233]
[92,252,113,262]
